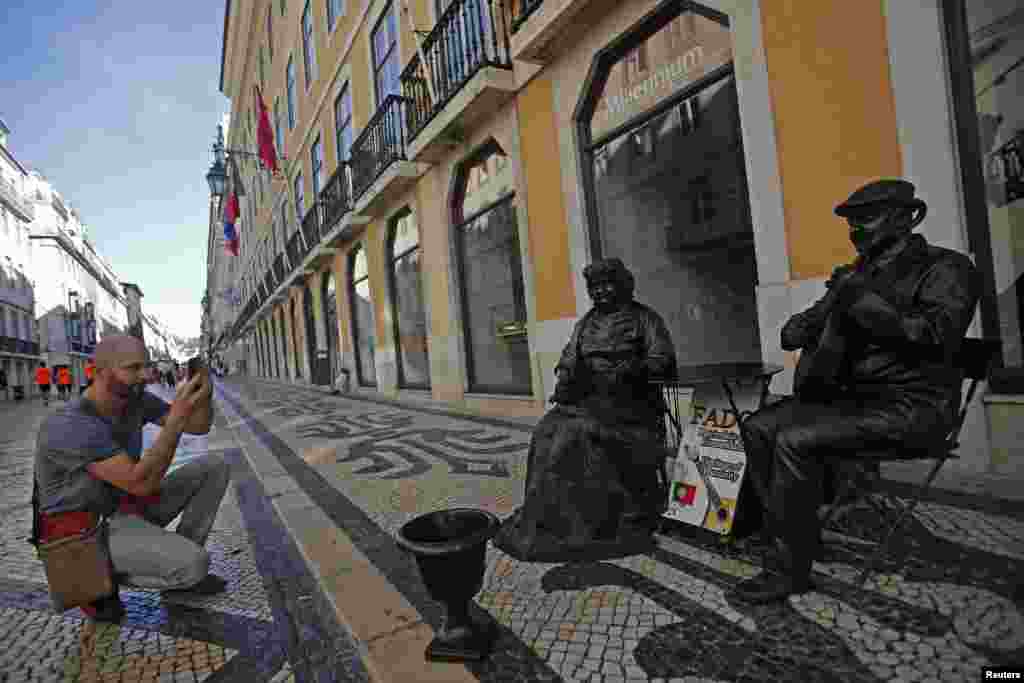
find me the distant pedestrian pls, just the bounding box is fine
[82,359,96,396]
[35,363,51,406]
[57,367,72,402]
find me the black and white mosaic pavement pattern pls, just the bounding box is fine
[221,377,1024,682]
[0,392,369,682]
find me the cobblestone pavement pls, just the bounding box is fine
[0,387,369,682]
[216,376,1024,683]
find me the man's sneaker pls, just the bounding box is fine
[80,593,126,622]
[164,573,228,596]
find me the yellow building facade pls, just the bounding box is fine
[216,0,1024,477]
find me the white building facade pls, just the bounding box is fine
[27,172,130,388]
[0,117,41,398]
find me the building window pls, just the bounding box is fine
[452,141,531,394]
[259,47,266,91]
[290,299,303,378]
[274,98,284,156]
[311,135,323,198]
[302,0,318,89]
[388,209,430,388]
[349,243,377,386]
[327,0,343,31]
[280,0,287,16]
[334,84,353,161]
[578,3,761,366]
[267,5,274,61]
[286,56,297,129]
[944,0,1024,392]
[322,272,340,384]
[294,172,305,223]
[371,3,400,106]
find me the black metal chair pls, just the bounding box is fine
[818,337,1001,586]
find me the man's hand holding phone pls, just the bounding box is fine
[169,373,207,422]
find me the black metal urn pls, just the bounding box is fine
[395,508,500,662]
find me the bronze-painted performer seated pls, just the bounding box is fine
[493,258,677,562]
[735,179,981,603]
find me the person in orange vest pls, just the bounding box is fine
[82,360,96,396]
[35,362,52,406]
[57,366,72,402]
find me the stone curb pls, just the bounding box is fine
[214,383,480,683]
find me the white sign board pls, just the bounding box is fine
[663,380,763,535]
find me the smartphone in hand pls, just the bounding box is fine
[186,356,204,380]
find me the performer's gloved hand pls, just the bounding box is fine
[825,263,857,290]
[615,358,648,384]
[834,270,874,312]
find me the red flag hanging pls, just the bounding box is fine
[254,85,279,175]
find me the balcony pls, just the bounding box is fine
[273,253,287,285]
[349,94,429,216]
[500,0,592,64]
[401,0,516,163]
[0,177,34,222]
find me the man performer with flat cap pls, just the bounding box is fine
[33,334,229,621]
[734,179,981,603]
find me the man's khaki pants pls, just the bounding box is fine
[107,453,230,590]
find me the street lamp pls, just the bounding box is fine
[204,124,278,200]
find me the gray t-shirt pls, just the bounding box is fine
[35,391,171,515]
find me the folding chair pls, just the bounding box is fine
[818,337,1001,586]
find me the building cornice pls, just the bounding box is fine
[29,230,125,302]
[220,0,233,95]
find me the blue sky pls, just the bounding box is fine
[1,0,229,340]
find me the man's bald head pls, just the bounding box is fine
[94,335,148,370]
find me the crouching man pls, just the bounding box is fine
[34,335,229,621]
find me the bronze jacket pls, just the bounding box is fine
[554,301,677,425]
[782,234,981,425]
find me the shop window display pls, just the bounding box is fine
[322,273,341,385]
[947,0,1024,389]
[389,210,431,389]
[581,5,761,366]
[454,142,531,395]
[349,244,378,386]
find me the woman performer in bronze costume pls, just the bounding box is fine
[493,258,677,561]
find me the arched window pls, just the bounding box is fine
[322,272,341,385]
[270,315,282,378]
[452,140,531,394]
[575,2,762,365]
[302,282,318,383]
[388,209,430,389]
[290,298,303,378]
[349,243,377,386]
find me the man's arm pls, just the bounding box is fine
[842,255,980,356]
[87,413,189,497]
[157,373,213,434]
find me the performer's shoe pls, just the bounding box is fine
[80,593,126,622]
[734,572,812,604]
[163,573,228,596]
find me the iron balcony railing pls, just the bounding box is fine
[321,162,353,230]
[286,229,306,272]
[301,203,321,252]
[401,0,512,142]
[265,269,278,297]
[0,176,34,221]
[502,0,543,33]
[350,94,409,202]
[273,253,287,284]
